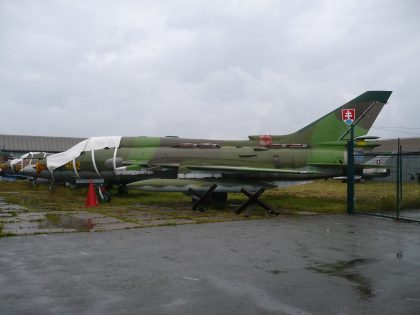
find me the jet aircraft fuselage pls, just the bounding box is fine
[35,136,352,187]
[3,91,392,198]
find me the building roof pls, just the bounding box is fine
[373,137,420,154]
[0,134,84,153]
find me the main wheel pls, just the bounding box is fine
[212,192,228,204]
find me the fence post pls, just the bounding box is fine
[396,138,402,218]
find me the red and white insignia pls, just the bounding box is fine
[259,135,272,146]
[342,109,355,125]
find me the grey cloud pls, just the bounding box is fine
[1,0,419,140]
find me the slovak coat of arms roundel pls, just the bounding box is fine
[341,109,355,125]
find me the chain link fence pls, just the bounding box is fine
[354,140,420,222]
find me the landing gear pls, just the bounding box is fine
[212,192,228,205]
[188,184,218,212]
[97,185,112,202]
[117,184,128,195]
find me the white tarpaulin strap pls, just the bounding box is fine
[46,136,122,173]
[9,158,21,167]
[72,158,80,178]
[10,152,32,167]
[113,146,119,175]
[91,149,102,178]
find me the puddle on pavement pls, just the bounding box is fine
[307,258,375,300]
[40,213,96,232]
[0,194,244,236]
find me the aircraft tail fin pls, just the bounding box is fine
[278,91,392,146]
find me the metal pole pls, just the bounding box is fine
[400,142,403,211]
[395,138,400,218]
[396,139,402,218]
[397,139,403,218]
[347,124,355,214]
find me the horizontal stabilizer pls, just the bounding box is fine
[355,136,380,140]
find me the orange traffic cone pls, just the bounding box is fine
[85,180,99,207]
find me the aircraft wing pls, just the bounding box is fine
[307,163,345,167]
[184,165,321,175]
[308,162,388,169]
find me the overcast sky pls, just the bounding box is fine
[1,0,419,140]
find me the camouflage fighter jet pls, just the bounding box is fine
[34,91,391,211]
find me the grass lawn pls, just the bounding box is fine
[1,179,419,214]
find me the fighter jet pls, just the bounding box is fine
[333,153,392,182]
[1,152,50,179]
[34,91,391,211]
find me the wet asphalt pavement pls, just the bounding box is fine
[1,214,420,315]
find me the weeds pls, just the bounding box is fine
[45,213,61,224]
[0,180,419,223]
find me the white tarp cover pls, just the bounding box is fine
[10,152,33,166]
[10,158,21,167]
[46,136,122,172]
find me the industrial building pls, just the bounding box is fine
[0,134,84,157]
[369,138,420,183]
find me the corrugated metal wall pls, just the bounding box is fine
[361,138,420,182]
[373,138,420,154]
[0,134,84,153]
[383,155,420,183]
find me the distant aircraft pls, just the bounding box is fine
[0,152,49,180]
[16,91,391,211]
[359,154,392,180]
[333,153,391,182]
